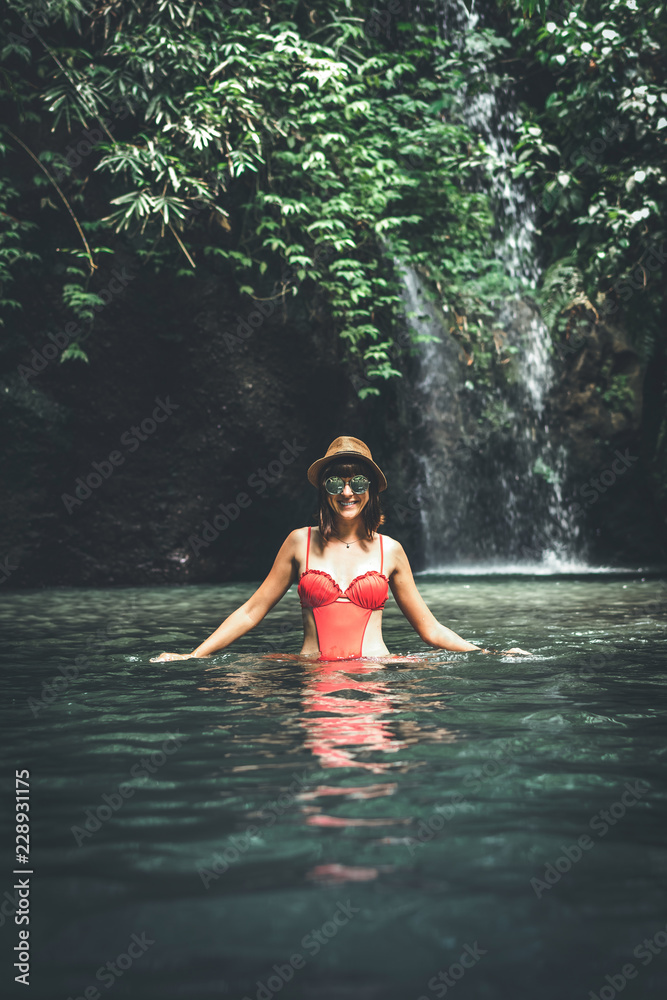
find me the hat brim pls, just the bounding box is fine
[307,452,387,492]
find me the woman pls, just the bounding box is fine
[151,436,530,661]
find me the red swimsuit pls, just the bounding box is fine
[298,526,389,660]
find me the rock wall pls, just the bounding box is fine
[548,307,665,565]
[0,265,665,589]
[0,264,384,586]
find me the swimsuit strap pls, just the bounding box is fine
[306,525,311,572]
[380,532,383,575]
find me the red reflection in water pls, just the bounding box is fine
[297,782,397,800]
[303,813,411,827]
[306,862,395,884]
[197,653,458,880]
[301,659,406,774]
[298,659,458,835]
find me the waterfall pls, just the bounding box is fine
[396,0,587,572]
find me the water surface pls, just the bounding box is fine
[1,575,666,1000]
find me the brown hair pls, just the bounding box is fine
[317,459,385,541]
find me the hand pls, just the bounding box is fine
[150,651,196,662]
[501,647,532,656]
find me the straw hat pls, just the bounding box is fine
[306,436,387,492]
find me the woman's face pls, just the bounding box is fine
[324,465,371,522]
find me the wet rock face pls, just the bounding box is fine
[0,270,365,587]
[550,312,643,455]
[546,311,662,565]
[385,282,665,569]
[548,310,645,483]
[0,266,664,589]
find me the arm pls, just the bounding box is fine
[150,530,299,661]
[388,540,530,655]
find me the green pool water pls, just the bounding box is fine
[1,574,666,1000]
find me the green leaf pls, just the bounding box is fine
[60,343,89,363]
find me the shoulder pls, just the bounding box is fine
[283,526,314,549]
[292,525,316,540]
[377,532,409,569]
[272,528,312,567]
[377,532,405,555]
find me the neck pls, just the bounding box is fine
[331,515,367,542]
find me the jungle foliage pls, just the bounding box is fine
[507,0,666,357]
[0,0,665,411]
[0,0,514,395]
[504,0,666,498]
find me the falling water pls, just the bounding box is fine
[397,0,587,571]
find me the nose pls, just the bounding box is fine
[341,481,354,497]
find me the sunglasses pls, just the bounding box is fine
[324,475,370,495]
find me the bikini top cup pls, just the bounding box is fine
[298,568,389,610]
[298,527,388,611]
